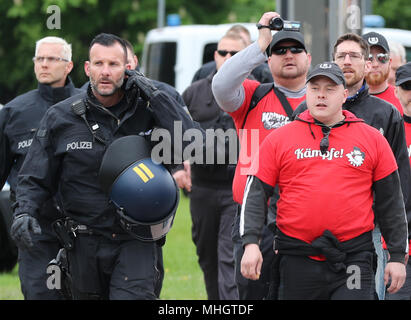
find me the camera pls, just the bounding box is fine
[269,17,301,31]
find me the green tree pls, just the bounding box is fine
[373,0,411,30]
[0,0,236,104]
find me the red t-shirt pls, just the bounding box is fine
[229,79,305,204]
[372,85,403,116]
[252,110,398,244]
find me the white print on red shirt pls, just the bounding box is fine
[261,112,291,130]
[346,147,366,167]
[295,146,366,168]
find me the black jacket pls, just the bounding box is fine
[182,72,237,188]
[293,82,411,238]
[0,78,81,236]
[14,84,199,239]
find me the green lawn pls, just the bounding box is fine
[0,192,207,300]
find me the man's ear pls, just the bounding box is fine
[394,86,400,99]
[84,61,90,77]
[65,61,74,75]
[342,88,349,104]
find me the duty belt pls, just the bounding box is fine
[65,219,94,236]
[52,218,94,250]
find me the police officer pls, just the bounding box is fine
[10,33,198,300]
[0,36,81,299]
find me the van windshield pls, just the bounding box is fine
[145,42,176,86]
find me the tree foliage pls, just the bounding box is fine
[0,0,408,104]
[373,0,411,30]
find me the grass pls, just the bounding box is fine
[0,192,207,300]
[0,265,23,300]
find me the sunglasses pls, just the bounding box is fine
[400,81,411,91]
[271,46,305,55]
[320,126,331,155]
[217,50,239,57]
[368,53,390,64]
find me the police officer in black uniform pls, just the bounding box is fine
[10,33,199,300]
[0,36,81,299]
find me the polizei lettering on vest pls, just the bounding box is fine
[18,139,33,149]
[66,141,93,151]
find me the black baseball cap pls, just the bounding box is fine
[306,62,346,87]
[362,32,390,53]
[269,30,306,53]
[395,62,411,86]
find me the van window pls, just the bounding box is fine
[145,42,176,86]
[203,43,218,64]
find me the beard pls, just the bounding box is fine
[341,67,365,88]
[89,75,124,97]
[365,68,389,87]
[274,65,308,79]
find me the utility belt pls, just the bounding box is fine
[52,218,95,250]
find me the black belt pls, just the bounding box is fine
[65,219,94,236]
[274,229,374,272]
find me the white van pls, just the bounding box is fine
[140,23,258,94]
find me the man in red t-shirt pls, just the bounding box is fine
[386,62,411,300]
[363,32,403,115]
[240,62,408,300]
[212,11,310,299]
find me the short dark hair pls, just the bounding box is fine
[89,33,128,63]
[333,33,369,60]
[122,38,134,53]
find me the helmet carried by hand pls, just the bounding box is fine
[99,135,179,241]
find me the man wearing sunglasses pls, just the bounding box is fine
[181,33,248,300]
[0,36,81,299]
[192,24,273,84]
[212,11,311,299]
[293,33,411,300]
[362,32,403,115]
[386,62,411,300]
[240,62,408,300]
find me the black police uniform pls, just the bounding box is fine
[14,82,199,299]
[81,79,188,298]
[0,78,81,299]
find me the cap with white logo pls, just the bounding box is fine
[306,62,346,87]
[362,32,389,53]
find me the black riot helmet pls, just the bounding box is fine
[99,135,179,241]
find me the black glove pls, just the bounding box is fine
[10,213,41,249]
[124,69,158,101]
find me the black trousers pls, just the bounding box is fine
[189,184,238,300]
[232,211,276,300]
[18,233,62,300]
[278,252,376,300]
[68,234,159,300]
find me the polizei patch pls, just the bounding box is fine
[66,141,93,151]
